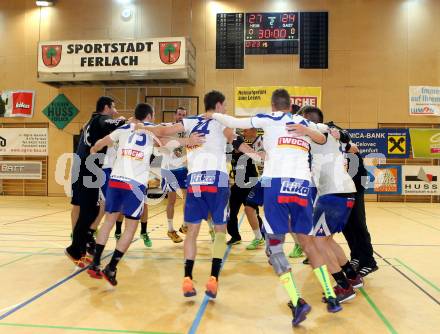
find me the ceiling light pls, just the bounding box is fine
[36,1,54,6]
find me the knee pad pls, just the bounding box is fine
[267,234,290,275]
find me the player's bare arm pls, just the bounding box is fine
[90,135,114,154]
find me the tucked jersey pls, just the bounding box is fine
[159,122,187,171]
[109,122,154,185]
[250,112,316,180]
[182,116,227,174]
[311,124,356,195]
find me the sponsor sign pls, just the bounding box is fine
[38,38,185,73]
[409,86,440,116]
[0,161,42,179]
[42,94,79,129]
[235,86,321,116]
[0,128,48,156]
[0,90,35,118]
[365,165,402,194]
[402,165,440,195]
[347,128,410,159]
[409,128,440,159]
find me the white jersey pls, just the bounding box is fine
[250,112,316,180]
[102,145,117,170]
[182,116,227,174]
[159,122,187,171]
[311,124,356,195]
[109,122,154,185]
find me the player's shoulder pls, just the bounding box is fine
[184,115,203,120]
[117,124,131,130]
[253,111,286,120]
[143,121,155,126]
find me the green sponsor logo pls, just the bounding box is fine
[410,128,440,158]
[42,94,78,129]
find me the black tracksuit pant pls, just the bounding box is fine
[342,189,377,268]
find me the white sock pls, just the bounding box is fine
[253,229,262,240]
[167,219,174,232]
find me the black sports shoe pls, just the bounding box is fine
[287,298,312,326]
[350,258,360,272]
[86,237,96,256]
[326,296,342,313]
[358,265,379,277]
[102,265,118,286]
[87,265,102,279]
[302,258,310,265]
[226,237,241,246]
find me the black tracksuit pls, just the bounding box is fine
[67,113,125,259]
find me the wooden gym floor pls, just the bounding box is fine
[0,196,439,334]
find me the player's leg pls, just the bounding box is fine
[288,233,304,258]
[166,191,183,243]
[287,180,341,313]
[86,200,105,255]
[114,213,124,240]
[205,183,229,298]
[226,184,243,245]
[262,181,311,327]
[66,185,100,266]
[71,205,79,231]
[87,211,119,278]
[101,217,138,286]
[182,172,210,297]
[244,181,265,250]
[328,237,363,288]
[183,221,201,296]
[140,201,152,247]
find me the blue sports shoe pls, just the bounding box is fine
[288,298,312,326]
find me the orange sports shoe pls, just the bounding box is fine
[182,277,197,297]
[205,276,218,298]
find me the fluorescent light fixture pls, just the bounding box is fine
[36,1,54,6]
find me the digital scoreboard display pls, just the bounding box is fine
[245,12,299,55]
[216,13,244,69]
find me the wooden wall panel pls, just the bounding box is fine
[1,0,440,196]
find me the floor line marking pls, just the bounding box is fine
[374,251,440,306]
[359,288,398,334]
[0,322,181,334]
[2,210,70,226]
[187,213,245,334]
[0,248,50,268]
[394,258,440,293]
[0,239,139,320]
[379,207,440,232]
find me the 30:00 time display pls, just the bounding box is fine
[245,12,298,41]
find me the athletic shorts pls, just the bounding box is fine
[99,168,112,201]
[312,194,355,236]
[245,180,264,209]
[161,167,188,192]
[262,177,314,235]
[184,170,230,225]
[105,178,147,220]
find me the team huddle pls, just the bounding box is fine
[65,89,376,327]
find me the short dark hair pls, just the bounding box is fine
[204,90,225,111]
[134,103,154,121]
[298,106,324,123]
[176,106,187,113]
[96,96,114,113]
[271,89,291,110]
[291,104,301,113]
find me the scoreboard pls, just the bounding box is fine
[245,12,299,55]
